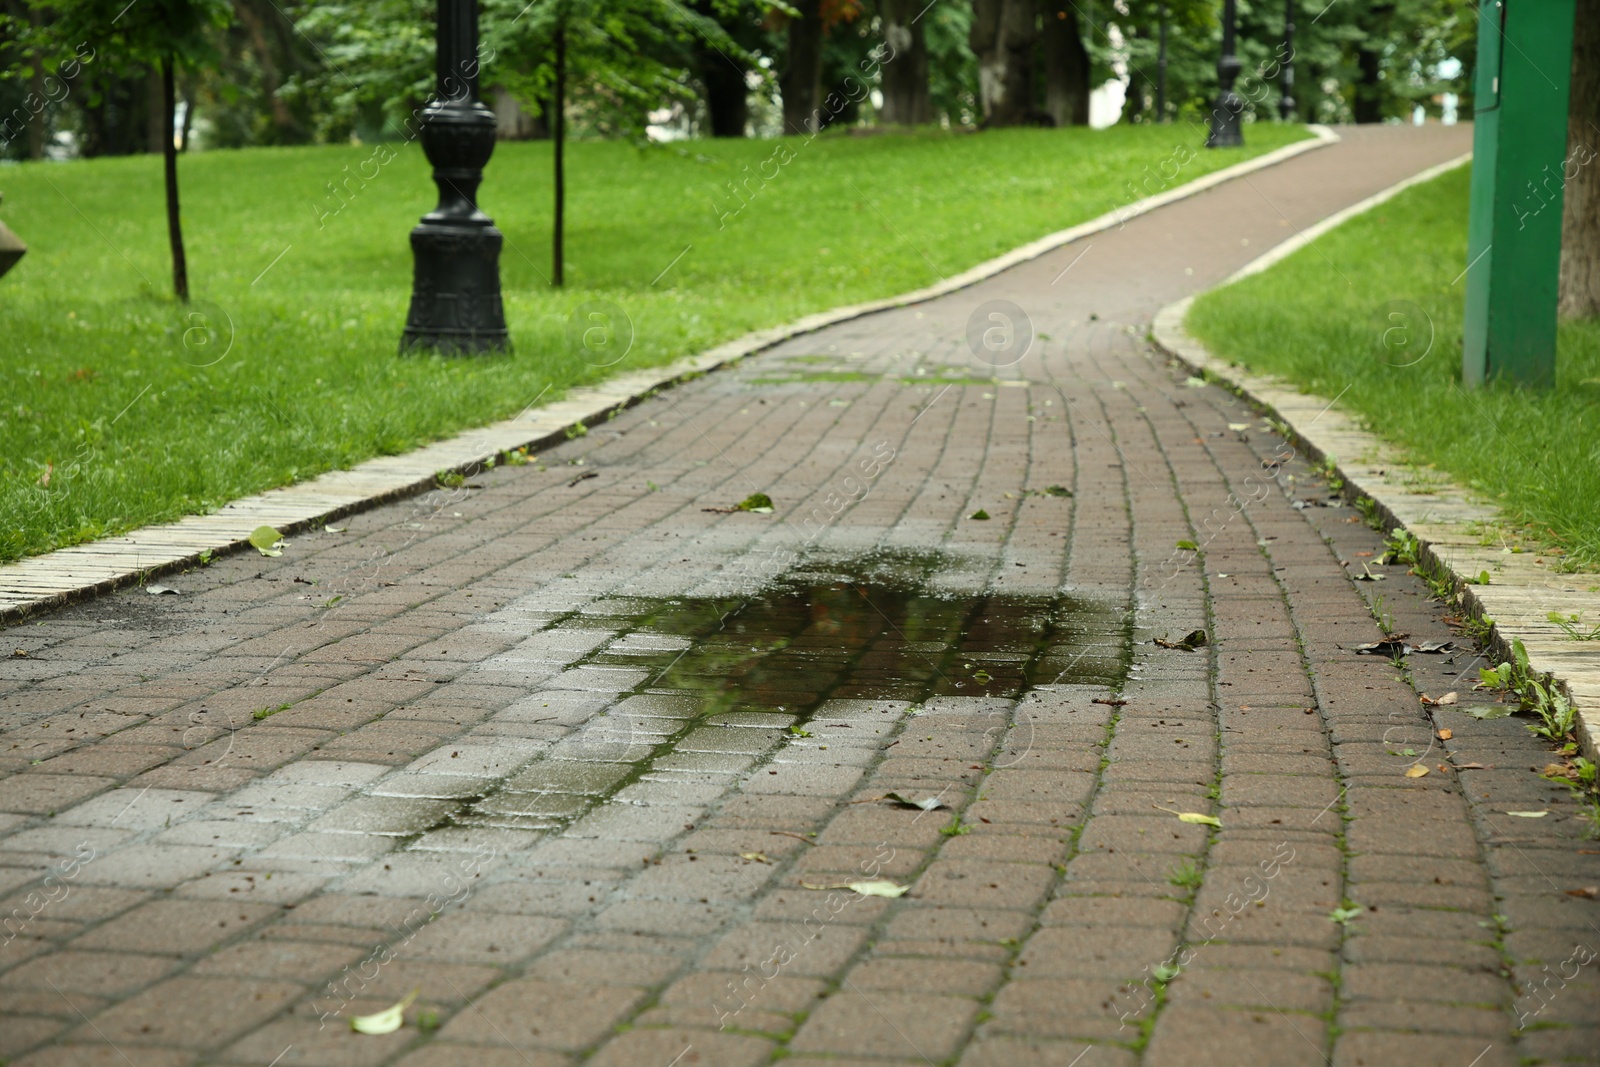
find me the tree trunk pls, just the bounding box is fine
[1041,0,1089,127]
[161,57,188,303]
[1560,0,1600,318]
[880,0,932,125]
[1353,44,1381,122]
[26,4,45,159]
[552,21,565,287]
[700,54,750,136]
[970,0,1038,128]
[234,0,305,143]
[147,66,165,152]
[1353,2,1393,124]
[780,0,824,134]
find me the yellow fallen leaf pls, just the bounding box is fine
[739,851,772,864]
[1405,765,1430,778]
[1437,729,1452,741]
[1154,804,1221,827]
[1505,811,1548,818]
[800,879,909,898]
[350,987,419,1034]
[249,524,284,557]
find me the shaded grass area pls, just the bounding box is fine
[1188,163,1600,569]
[0,124,1308,563]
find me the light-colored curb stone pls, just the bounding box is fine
[1152,155,1600,760]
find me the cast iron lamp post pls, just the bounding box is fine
[401,0,510,354]
[1279,0,1296,120]
[1206,0,1244,147]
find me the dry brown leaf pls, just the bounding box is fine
[1565,886,1600,899]
[1437,729,1453,741]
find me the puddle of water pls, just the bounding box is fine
[403,551,1127,842]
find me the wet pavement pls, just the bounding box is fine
[4,122,1599,1067]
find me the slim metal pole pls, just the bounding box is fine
[1279,0,1296,121]
[1207,0,1244,146]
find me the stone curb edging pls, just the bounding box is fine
[1150,167,1600,762]
[0,125,1339,625]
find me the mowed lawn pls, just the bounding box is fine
[1187,163,1600,570]
[0,123,1308,563]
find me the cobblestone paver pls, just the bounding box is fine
[6,122,1597,1067]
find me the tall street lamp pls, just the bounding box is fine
[1279,0,1296,121]
[1207,0,1244,147]
[401,0,510,354]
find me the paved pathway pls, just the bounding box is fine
[4,122,1597,1067]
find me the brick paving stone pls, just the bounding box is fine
[5,122,1593,1066]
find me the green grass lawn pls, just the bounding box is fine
[0,123,1308,564]
[1187,163,1600,570]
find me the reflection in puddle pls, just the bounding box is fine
[408,551,1127,843]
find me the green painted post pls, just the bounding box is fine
[1462,0,1576,388]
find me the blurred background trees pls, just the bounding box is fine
[0,0,1478,162]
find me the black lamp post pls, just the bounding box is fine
[1157,5,1169,123]
[401,0,510,354]
[1206,0,1244,147]
[1279,0,1296,121]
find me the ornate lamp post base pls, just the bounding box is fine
[400,0,510,356]
[1207,84,1245,146]
[401,221,510,355]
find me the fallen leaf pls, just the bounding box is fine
[1436,729,1453,740]
[882,792,948,812]
[1504,811,1548,818]
[1405,765,1430,778]
[145,584,179,595]
[1154,804,1220,827]
[1455,762,1487,770]
[1184,376,1207,388]
[1092,697,1127,707]
[1175,539,1199,551]
[1565,886,1600,899]
[1421,692,1458,706]
[11,649,28,658]
[248,525,284,557]
[1542,763,1573,779]
[1227,423,1249,432]
[1329,906,1362,925]
[324,524,348,533]
[1459,704,1515,720]
[737,492,774,513]
[800,879,909,898]
[350,987,419,1034]
[1154,629,1208,651]
[969,509,991,520]
[739,851,772,863]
